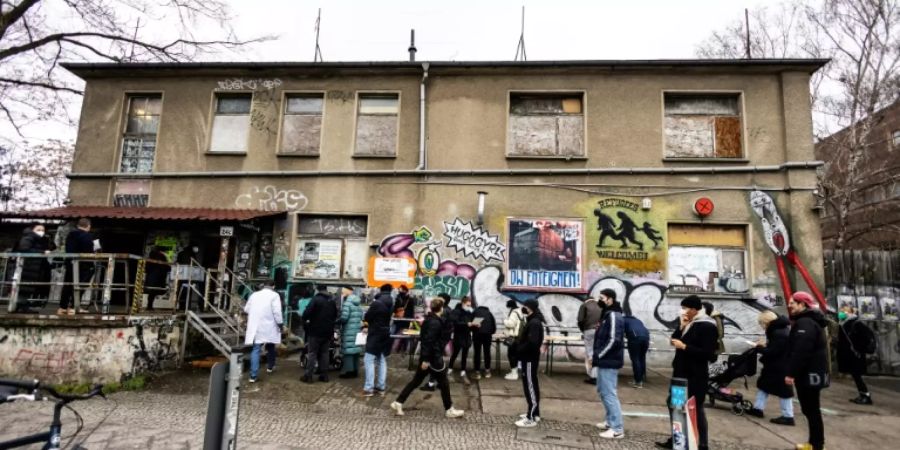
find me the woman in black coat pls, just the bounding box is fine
[748,311,795,426]
[14,224,55,303]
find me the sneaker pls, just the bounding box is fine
[795,444,813,450]
[770,416,796,426]
[461,374,471,386]
[445,407,465,418]
[56,308,67,316]
[301,375,313,384]
[448,369,453,377]
[419,383,436,392]
[630,381,644,389]
[595,421,609,431]
[484,371,492,379]
[519,414,542,422]
[504,370,519,381]
[851,394,873,405]
[472,372,482,380]
[362,390,375,397]
[746,408,765,418]
[583,377,597,385]
[515,417,538,428]
[390,401,405,416]
[266,367,275,374]
[598,429,624,439]
[249,377,257,383]
[375,388,386,396]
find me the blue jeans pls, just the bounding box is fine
[596,368,624,433]
[754,389,794,418]
[364,352,387,391]
[249,343,276,379]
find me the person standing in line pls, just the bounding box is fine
[748,310,795,426]
[14,223,55,308]
[514,299,545,428]
[592,288,626,440]
[623,312,650,388]
[471,300,497,380]
[503,299,525,381]
[145,246,170,311]
[362,284,394,396]
[59,218,95,316]
[390,297,465,419]
[577,293,604,384]
[338,287,364,379]
[244,280,283,383]
[656,295,717,450]
[837,305,875,405]
[785,292,830,450]
[448,296,475,384]
[702,301,726,361]
[301,285,338,383]
[420,293,454,392]
[392,285,415,353]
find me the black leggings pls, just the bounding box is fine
[397,364,452,410]
[507,343,518,370]
[852,372,869,394]
[450,334,470,371]
[473,334,492,371]
[797,385,824,450]
[520,360,540,420]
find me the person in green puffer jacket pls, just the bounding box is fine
[339,287,364,378]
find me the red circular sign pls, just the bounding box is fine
[694,197,714,217]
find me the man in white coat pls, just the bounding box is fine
[244,280,284,383]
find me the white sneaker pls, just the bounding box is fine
[504,370,519,381]
[448,369,453,376]
[598,429,624,439]
[390,401,404,416]
[445,407,465,418]
[515,417,538,428]
[595,421,609,431]
[519,414,541,422]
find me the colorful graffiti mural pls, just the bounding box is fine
[580,197,668,276]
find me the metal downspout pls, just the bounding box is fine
[416,62,429,170]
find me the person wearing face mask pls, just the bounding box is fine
[785,292,830,450]
[13,224,55,310]
[656,295,717,450]
[514,299,545,428]
[448,296,475,384]
[592,289,626,440]
[59,218,95,316]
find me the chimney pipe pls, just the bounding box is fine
[408,29,417,62]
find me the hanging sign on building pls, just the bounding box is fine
[506,218,583,292]
[367,256,416,288]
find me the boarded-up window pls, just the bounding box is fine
[120,95,161,173]
[113,179,151,207]
[210,94,251,152]
[508,94,584,157]
[280,94,323,155]
[667,224,748,293]
[355,94,398,157]
[664,94,743,158]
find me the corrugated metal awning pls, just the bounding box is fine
[0,206,285,222]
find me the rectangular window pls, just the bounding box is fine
[354,94,399,157]
[892,129,900,147]
[508,93,584,157]
[210,94,252,152]
[280,94,324,155]
[667,224,748,294]
[664,93,743,159]
[294,215,368,280]
[120,95,161,173]
[113,179,150,207]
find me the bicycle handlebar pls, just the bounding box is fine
[0,378,40,390]
[0,378,104,403]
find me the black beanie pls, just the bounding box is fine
[506,299,518,309]
[681,295,703,310]
[599,288,617,301]
[524,299,540,314]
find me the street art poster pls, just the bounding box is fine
[881,298,898,321]
[837,295,857,312]
[294,239,342,279]
[506,218,583,291]
[442,218,506,263]
[858,296,878,320]
[256,233,274,277]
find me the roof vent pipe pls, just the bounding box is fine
[408,29,417,62]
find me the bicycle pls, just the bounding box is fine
[0,378,105,450]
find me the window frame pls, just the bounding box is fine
[891,129,900,148]
[664,221,753,296]
[352,91,401,158]
[293,212,370,281]
[505,90,588,160]
[117,92,164,174]
[276,90,327,157]
[660,90,749,163]
[207,91,253,155]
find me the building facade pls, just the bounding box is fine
[52,59,826,353]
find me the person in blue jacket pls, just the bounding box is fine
[623,313,650,388]
[592,288,626,440]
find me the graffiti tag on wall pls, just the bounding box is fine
[235,185,308,212]
[217,78,283,91]
[443,218,506,263]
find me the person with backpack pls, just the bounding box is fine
[577,293,604,384]
[503,299,525,380]
[622,313,650,389]
[471,301,497,379]
[448,296,475,384]
[786,292,830,450]
[748,310,795,426]
[702,301,726,361]
[837,305,876,405]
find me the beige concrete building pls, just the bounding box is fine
[9,59,828,350]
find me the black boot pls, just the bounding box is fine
[655,438,673,449]
[770,416,796,426]
[746,407,765,418]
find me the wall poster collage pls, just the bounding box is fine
[506,218,584,292]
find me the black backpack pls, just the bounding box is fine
[856,321,877,355]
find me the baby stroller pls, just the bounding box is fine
[707,347,758,415]
[299,329,343,372]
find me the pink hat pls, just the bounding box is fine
[791,291,818,309]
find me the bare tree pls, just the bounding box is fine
[0,0,267,143]
[696,0,900,250]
